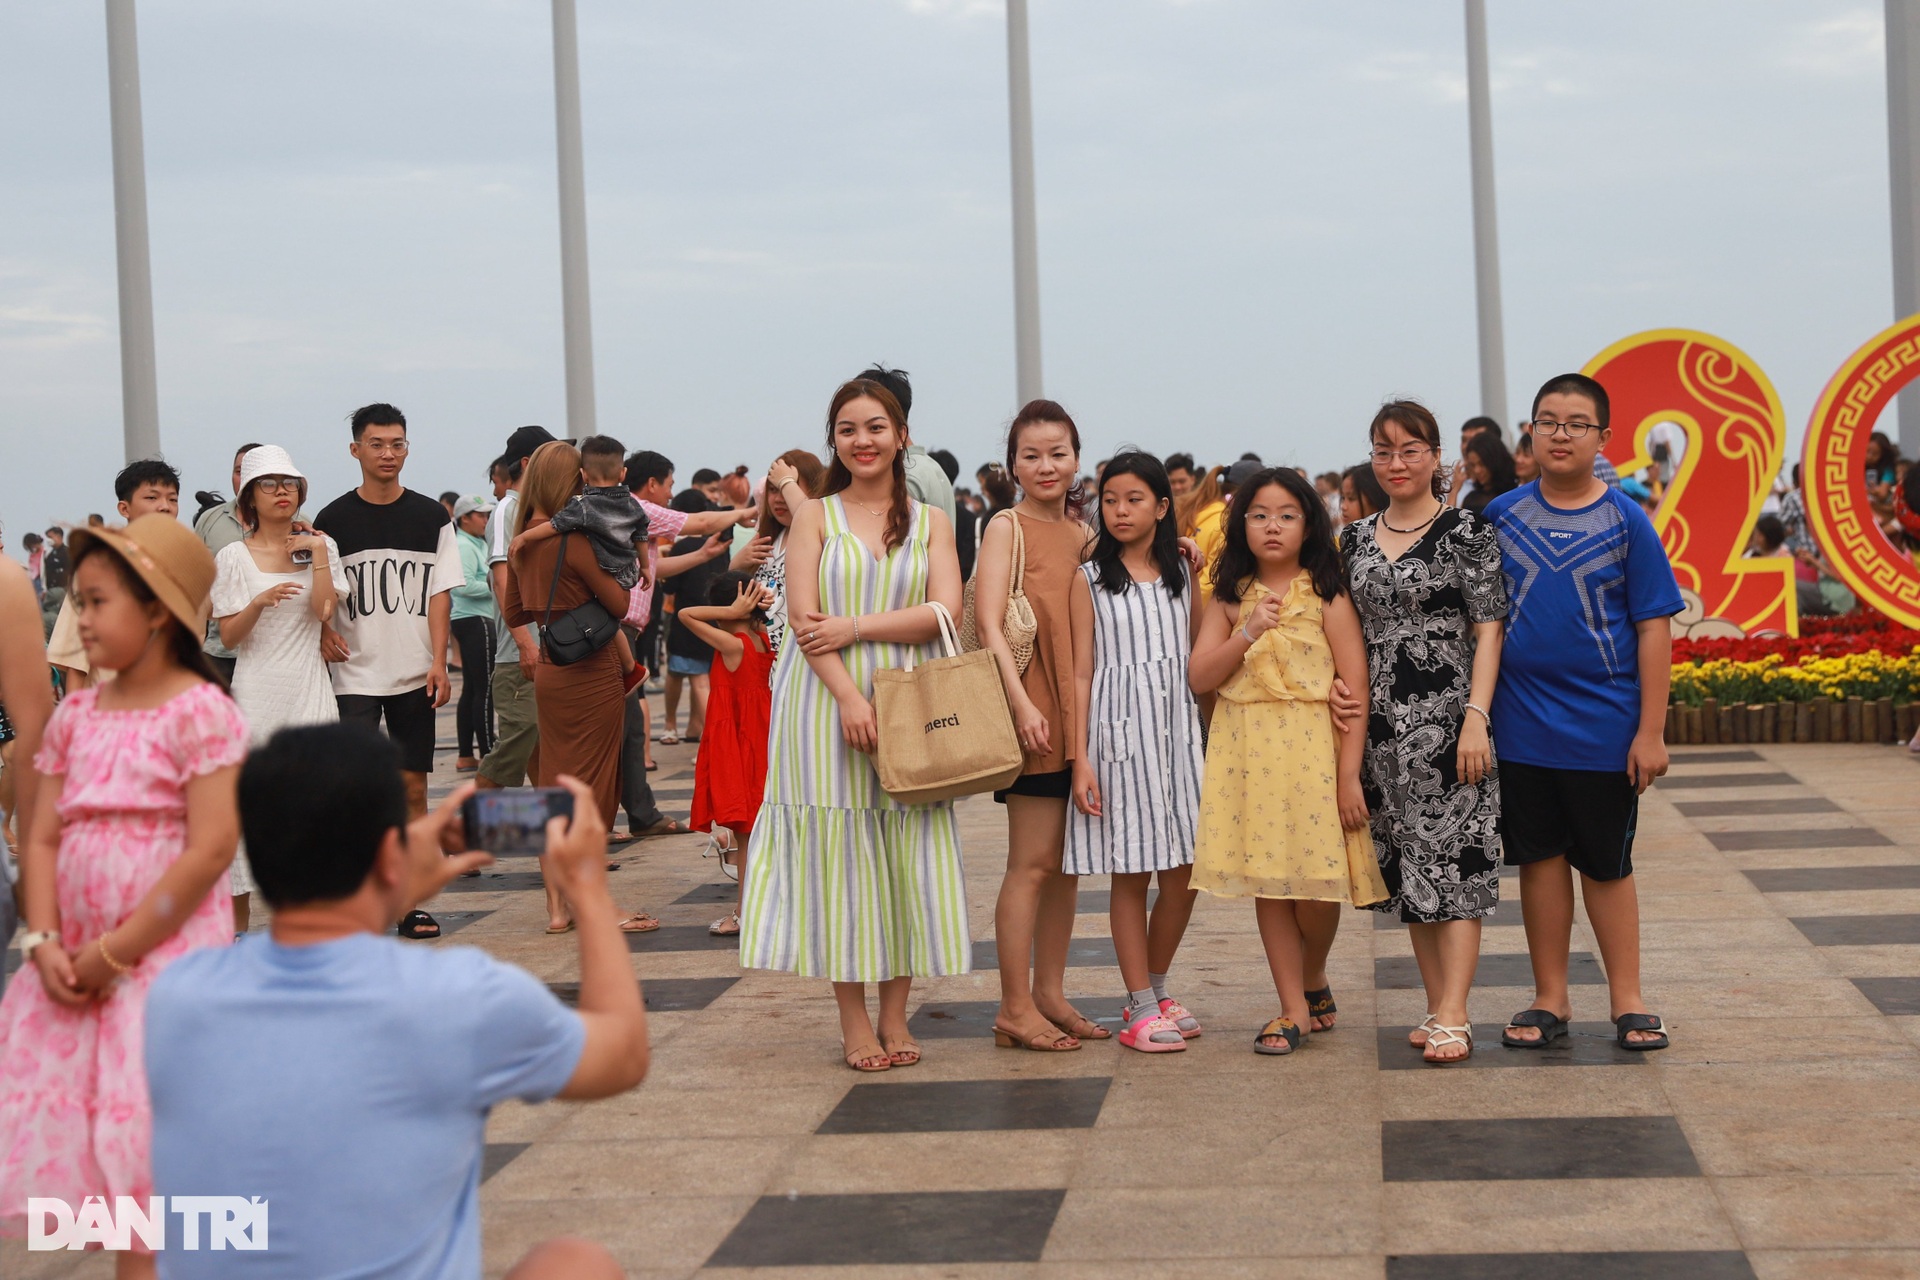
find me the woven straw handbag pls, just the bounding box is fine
[873,602,1025,805]
[957,510,1037,675]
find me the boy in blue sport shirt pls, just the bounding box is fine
[1483,373,1680,1052]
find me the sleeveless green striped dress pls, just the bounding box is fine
[739,496,972,980]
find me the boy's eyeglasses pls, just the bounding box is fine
[1244,511,1302,528]
[1369,446,1433,465]
[358,440,409,455]
[252,476,301,494]
[1529,419,1600,438]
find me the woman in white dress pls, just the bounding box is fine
[209,445,341,930]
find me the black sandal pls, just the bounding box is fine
[1614,1012,1669,1051]
[1306,986,1337,1030]
[1253,1016,1302,1056]
[1501,1008,1569,1049]
[398,909,441,941]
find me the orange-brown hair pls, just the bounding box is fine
[517,440,584,534]
[758,448,827,541]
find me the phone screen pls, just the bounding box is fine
[461,788,574,856]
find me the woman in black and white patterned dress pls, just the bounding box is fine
[1341,401,1508,1063]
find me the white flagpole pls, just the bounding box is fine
[551,0,597,436]
[1465,0,1509,426]
[105,0,161,461]
[1006,0,1044,405]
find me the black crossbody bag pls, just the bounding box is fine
[539,533,620,666]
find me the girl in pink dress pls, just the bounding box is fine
[0,515,245,1278]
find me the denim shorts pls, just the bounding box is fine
[666,653,710,678]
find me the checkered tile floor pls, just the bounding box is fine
[8,681,1920,1277]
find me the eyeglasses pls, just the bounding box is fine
[1369,446,1433,465]
[1244,511,1302,528]
[252,476,301,494]
[358,439,409,455]
[1528,419,1599,439]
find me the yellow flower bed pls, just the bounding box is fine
[1671,648,1920,707]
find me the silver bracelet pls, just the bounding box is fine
[1465,702,1491,725]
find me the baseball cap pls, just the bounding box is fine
[452,494,496,520]
[1225,458,1264,488]
[502,425,557,468]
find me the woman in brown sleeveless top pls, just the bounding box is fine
[975,401,1105,1051]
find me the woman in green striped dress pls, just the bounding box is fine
[741,378,969,1073]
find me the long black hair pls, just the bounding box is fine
[1210,466,1346,605]
[1088,450,1186,598]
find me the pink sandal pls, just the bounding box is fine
[1158,997,1202,1040]
[1117,1005,1188,1053]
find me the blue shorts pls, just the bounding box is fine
[666,653,710,678]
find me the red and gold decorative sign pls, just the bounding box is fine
[1803,315,1920,630]
[1584,330,1796,636]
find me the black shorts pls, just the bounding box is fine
[994,768,1072,805]
[1499,760,1639,883]
[336,687,437,774]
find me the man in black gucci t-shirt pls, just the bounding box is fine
[314,404,462,939]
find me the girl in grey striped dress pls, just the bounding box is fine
[1067,452,1206,1053]
[739,379,969,1074]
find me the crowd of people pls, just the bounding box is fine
[0,360,1910,1275]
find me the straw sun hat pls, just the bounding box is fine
[65,513,218,635]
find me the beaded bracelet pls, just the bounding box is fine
[97,935,134,977]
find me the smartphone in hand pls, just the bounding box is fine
[459,787,575,856]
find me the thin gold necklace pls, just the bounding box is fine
[846,494,888,519]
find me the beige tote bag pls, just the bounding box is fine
[873,602,1025,806]
[957,510,1038,675]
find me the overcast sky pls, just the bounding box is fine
[0,0,1900,534]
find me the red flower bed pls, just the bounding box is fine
[1674,611,1920,665]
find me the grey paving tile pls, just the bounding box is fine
[482,1142,529,1184]
[428,910,493,937]
[1791,914,1920,946]
[1656,773,1798,789]
[673,882,740,905]
[816,1077,1111,1134]
[1386,1252,1754,1279]
[1668,750,1768,765]
[1380,1116,1699,1181]
[905,999,1124,1041]
[1376,952,1603,989]
[1707,827,1892,852]
[1744,866,1920,892]
[1375,1024,1643,1069]
[1673,797,1841,817]
[547,976,738,1012]
[704,1189,1065,1266]
[971,936,1118,970]
[440,870,546,894]
[626,924,746,952]
[1853,977,1920,1015]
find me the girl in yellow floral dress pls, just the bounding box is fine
[1190,467,1386,1056]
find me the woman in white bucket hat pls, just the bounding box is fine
[208,446,341,930]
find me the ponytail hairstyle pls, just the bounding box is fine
[1174,464,1225,538]
[1088,450,1186,598]
[1209,466,1347,606]
[1005,399,1088,519]
[821,379,912,554]
[71,541,230,694]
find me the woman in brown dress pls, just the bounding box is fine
[975,400,1105,1051]
[504,441,657,934]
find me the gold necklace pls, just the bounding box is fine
[847,495,889,519]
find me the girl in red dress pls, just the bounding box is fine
[681,573,777,936]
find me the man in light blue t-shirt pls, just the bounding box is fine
[146,724,647,1278]
[1485,372,1682,1057]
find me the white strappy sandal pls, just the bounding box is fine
[1424,1022,1473,1064]
[1408,1013,1440,1048]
